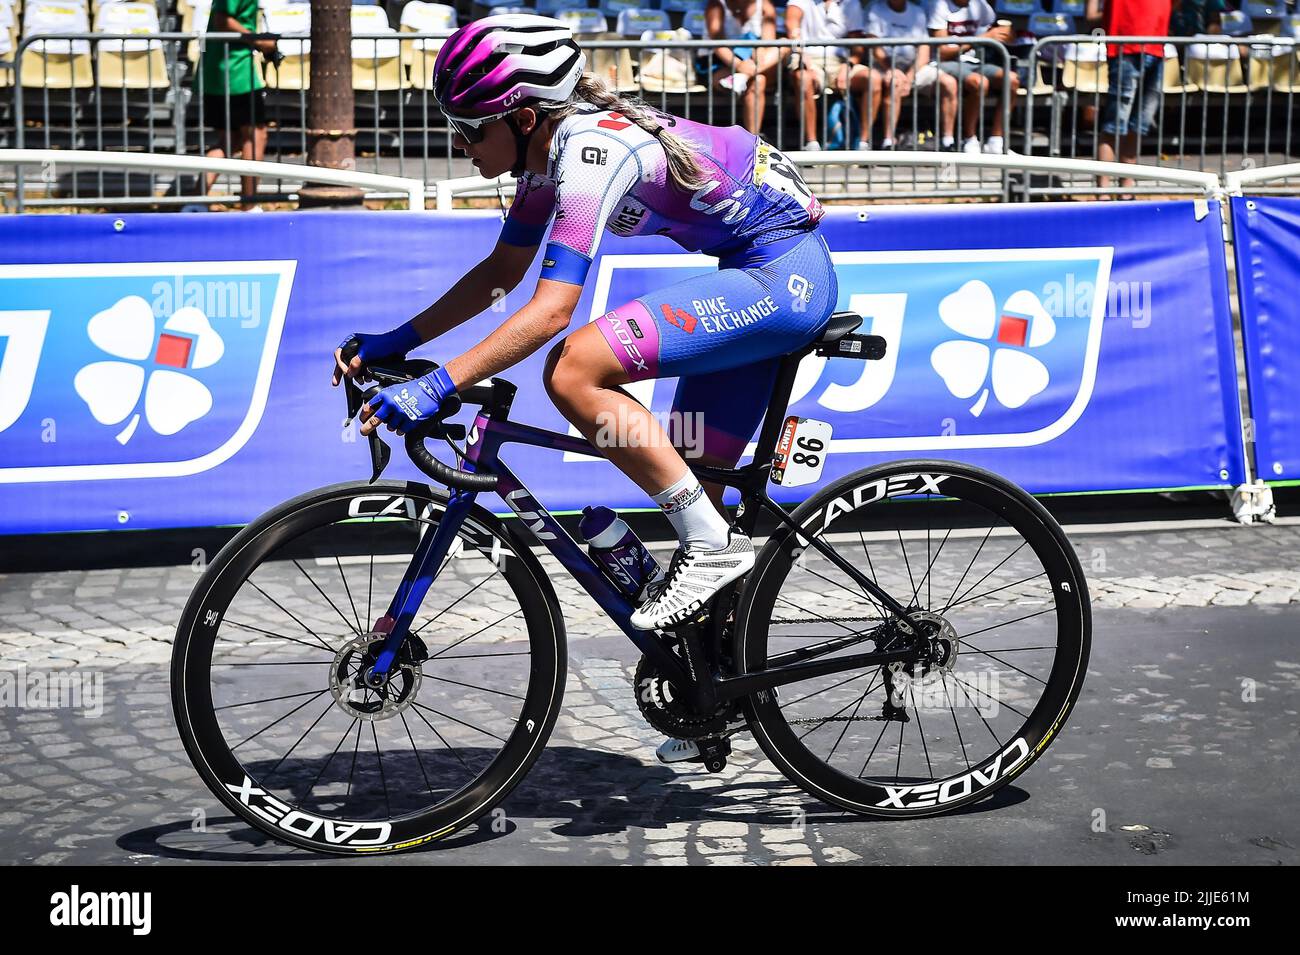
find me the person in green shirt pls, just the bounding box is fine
[195,0,278,210]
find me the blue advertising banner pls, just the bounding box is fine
[1230,196,1300,483]
[0,201,1245,534]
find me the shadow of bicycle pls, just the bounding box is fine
[117,743,1029,861]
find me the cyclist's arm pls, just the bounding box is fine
[405,171,554,344]
[405,242,535,343]
[443,278,580,387]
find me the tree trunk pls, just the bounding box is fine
[300,0,363,207]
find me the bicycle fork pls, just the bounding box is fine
[362,488,479,687]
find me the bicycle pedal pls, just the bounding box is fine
[697,737,731,774]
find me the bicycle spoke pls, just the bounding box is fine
[946,570,1049,611]
[293,559,361,639]
[425,607,526,661]
[371,722,391,820]
[222,617,336,656]
[305,716,360,801]
[216,688,328,712]
[410,701,509,744]
[422,673,526,702]
[946,540,1029,613]
[231,688,331,751]
[263,698,335,782]
[333,553,363,635]
[908,684,933,780]
[246,579,338,654]
[410,700,474,776]
[943,524,995,614]
[399,711,436,797]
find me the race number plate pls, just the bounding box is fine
[771,416,832,487]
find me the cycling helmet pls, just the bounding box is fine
[433,14,586,120]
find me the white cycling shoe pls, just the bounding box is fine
[629,531,756,631]
[656,737,703,764]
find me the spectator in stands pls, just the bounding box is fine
[706,0,781,134]
[785,0,871,151]
[196,0,277,210]
[864,0,951,150]
[928,0,1018,154]
[1086,0,1171,193]
[1169,0,1224,36]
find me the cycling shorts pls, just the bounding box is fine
[595,228,838,463]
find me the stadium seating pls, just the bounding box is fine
[94,1,167,90]
[19,0,94,88]
[616,7,669,36]
[351,4,403,90]
[262,2,310,90]
[1186,42,1250,94]
[1061,40,1107,93]
[400,1,456,89]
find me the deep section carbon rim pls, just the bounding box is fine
[172,483,564,853]
[738,461,1089,817]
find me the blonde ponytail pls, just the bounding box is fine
[539,73,711,193]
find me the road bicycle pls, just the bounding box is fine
[171,312,1091,854]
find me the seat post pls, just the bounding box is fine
[751,348,809,467]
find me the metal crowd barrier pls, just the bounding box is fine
[1023,34,1300,197]
[8,29,1297,209]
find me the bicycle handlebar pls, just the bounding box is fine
[338,337,500,492]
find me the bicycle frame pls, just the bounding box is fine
[363,347,929,712]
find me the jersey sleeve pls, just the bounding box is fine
[499,171,556,248]
[540,127,646,286]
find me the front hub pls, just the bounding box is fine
[329,632,422,722]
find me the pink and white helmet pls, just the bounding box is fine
[433,14,586,119]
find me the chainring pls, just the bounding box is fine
[634,653,738,740]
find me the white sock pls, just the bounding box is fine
[651,471,730,551]
[942,136,955,147]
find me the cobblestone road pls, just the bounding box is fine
[1,521,1297,864]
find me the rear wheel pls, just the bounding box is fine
[736,460,1090,817]
[171,481,565,854]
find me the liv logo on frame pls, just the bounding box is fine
[0,260,296,482]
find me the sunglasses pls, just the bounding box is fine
[444,110,508,144]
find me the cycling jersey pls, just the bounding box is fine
[500,105,825,286]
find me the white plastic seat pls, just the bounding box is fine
[351,4,402,90]
[1186,42,1250,93]
[20,0,93,88]
[94,1,166,88]
[617,8,670,36]
[262,2,310,90]
[1061,40,1107,93]
[400,1,456,88]
[638,27,704,93]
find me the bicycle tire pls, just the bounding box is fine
[171,480,566,854]
[735,459,1090,818]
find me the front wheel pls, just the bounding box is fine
[171,481,566,854]
[735,460,1090,817]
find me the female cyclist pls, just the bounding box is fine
[332,14,839,759]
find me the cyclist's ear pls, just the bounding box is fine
[514,106,538,135]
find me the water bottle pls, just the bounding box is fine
[578,506,665,602]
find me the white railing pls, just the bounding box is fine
[432,150,1226,208]
[1224,162,1300,194]
[0,149,428,211]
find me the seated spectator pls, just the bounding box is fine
[864,0,956,149]
[785,0,871,150]
[928,0,1018,153]
[706,0,781,133]
[1086,0,1171,193]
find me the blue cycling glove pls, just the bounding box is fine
[340,322,423,366]
[364,366,457,434]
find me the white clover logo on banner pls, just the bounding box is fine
[74,295,225,444]
[929,279,1057,416]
